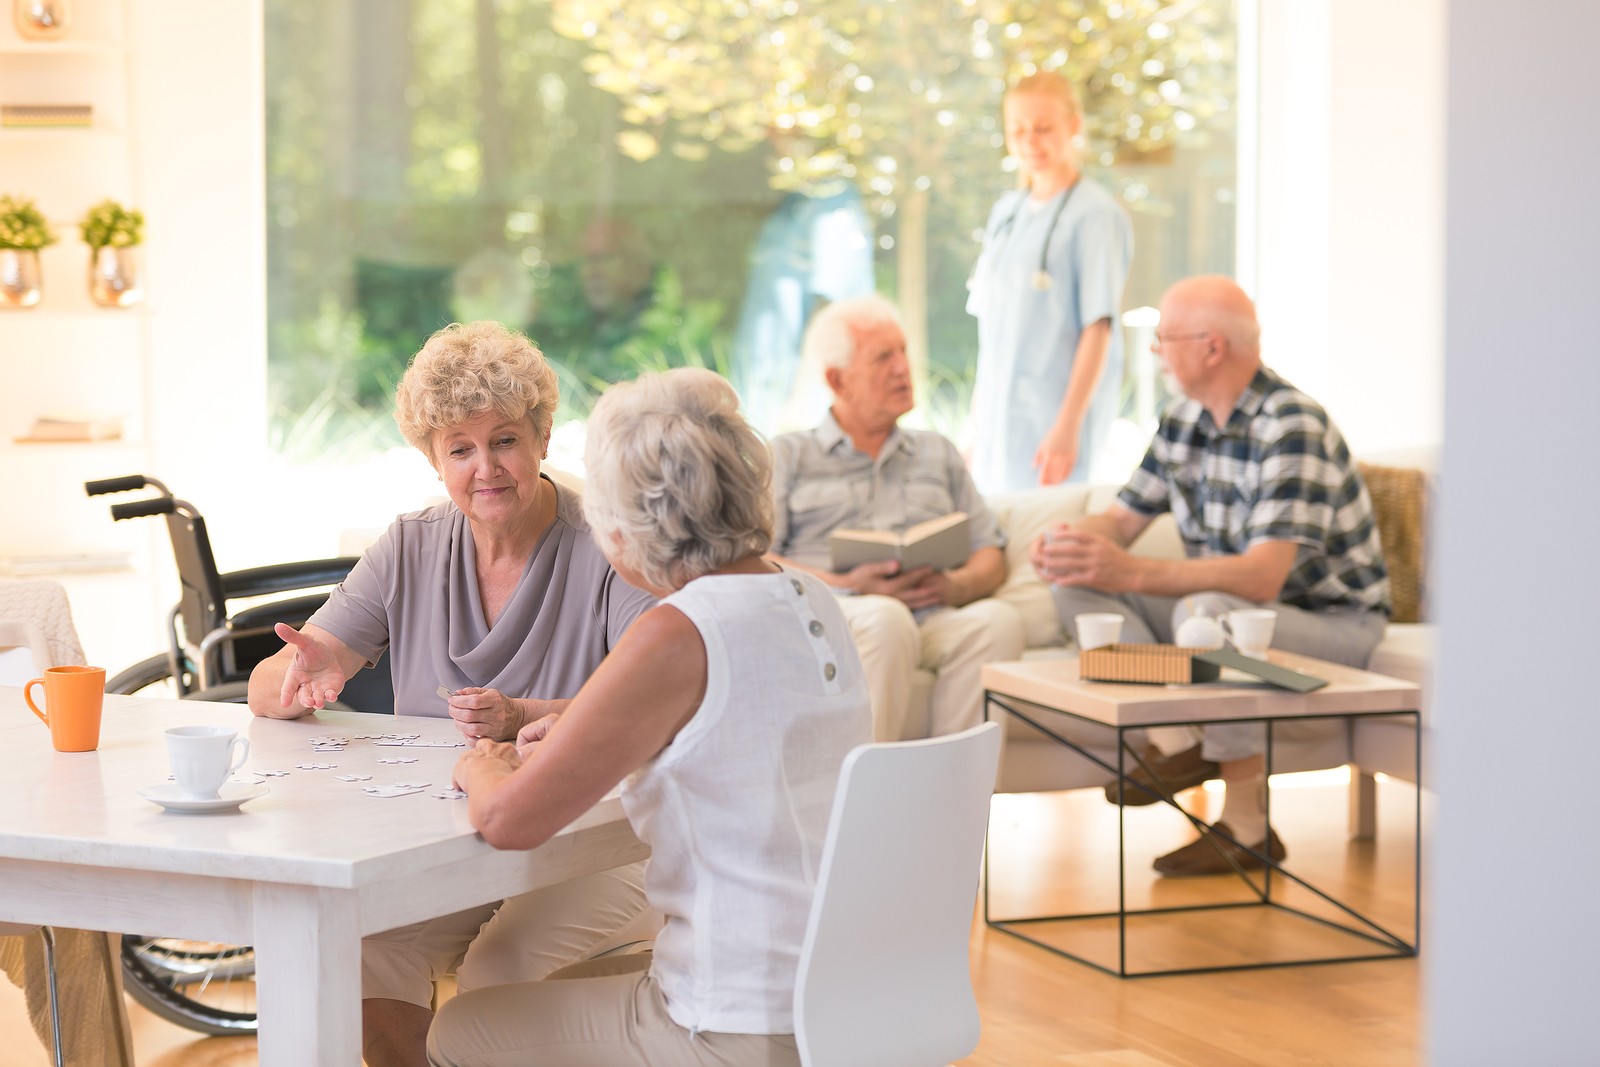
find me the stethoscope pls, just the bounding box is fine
[988,178,1081,291]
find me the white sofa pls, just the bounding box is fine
[904,464,1432,838]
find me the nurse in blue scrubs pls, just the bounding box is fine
[966,71,1133,492]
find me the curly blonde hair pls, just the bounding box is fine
[583,368,772,591]
[393,321,559,457]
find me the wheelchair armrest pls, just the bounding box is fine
[218,557,359,600]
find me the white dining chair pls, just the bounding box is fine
[794,721,1002,1067]
[0,611,71,1067]
[0,618,54,684]
[0,579,86,670]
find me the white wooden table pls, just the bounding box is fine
[0,688,648,1064]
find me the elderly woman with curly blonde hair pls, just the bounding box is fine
[430,368,871,1067]
[246,319,658,1067]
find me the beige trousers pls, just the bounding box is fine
[840,594,1026,741]
[363,860,659,1007]
[427,953,800,1067]
[0,929,134,1067]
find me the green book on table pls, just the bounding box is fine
[828,512,970,572]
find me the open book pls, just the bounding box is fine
[828,512,970,572]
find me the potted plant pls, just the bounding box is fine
[0,193,56,309]
[79,198,144,308]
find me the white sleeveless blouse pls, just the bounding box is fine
[622,568,871,1034]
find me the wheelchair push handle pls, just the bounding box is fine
[85,474,171,497]
[111,498,177,521]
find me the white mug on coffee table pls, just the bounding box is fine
[1221,608,1277,658]
[166,725,250,799]
[1075,612,1124,651]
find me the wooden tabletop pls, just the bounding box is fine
[981,651,1420,729]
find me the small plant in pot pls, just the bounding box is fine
[79,198,144,308]
[0,194,56,309]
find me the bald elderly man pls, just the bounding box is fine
[1031,275,1391,876]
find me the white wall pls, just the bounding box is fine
[129,0,269,480]
[128,0,443,567]
[1254,0,1331,397]
[1256,0,1444,456]
[1428,0,1600,1060]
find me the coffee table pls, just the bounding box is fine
[981,651,1421,977]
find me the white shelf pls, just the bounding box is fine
[0,306,146,323]
[0,125,125,140]
[0,38,124,55]
[0,0,144,565]
[3,439,142,451]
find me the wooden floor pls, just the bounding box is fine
[0,771,1424,1066]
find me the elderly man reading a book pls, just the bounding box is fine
[767,295,1025,741]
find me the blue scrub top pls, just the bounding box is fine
[967,180,1132,492]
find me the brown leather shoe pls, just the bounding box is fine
[1152,822,1288,877]
[1104,743,1220,806]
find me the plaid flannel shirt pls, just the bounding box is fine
[1118,367,1391,615]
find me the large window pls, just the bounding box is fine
[266,0,1238,477]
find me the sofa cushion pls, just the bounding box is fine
[989,485,1094,648]
[989,481,1187,650]
[1366,623,1432,689]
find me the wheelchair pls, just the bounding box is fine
[87,474,394,1034]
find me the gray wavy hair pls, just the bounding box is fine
[393,320,559,457]
[583,368,772,591]
[800,294,904,373]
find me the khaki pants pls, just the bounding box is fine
[364,860,658,1007]
[427,953,799,1067]
[840,594,1026,741]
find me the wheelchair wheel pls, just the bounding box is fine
[106,653,184,699]
[121,937,258,1035]
[118,679,264,1033]
[183,680,251,703]
[114,682,261,1032]
[117,679,361,1033]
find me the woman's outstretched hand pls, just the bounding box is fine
[275,621,348,710]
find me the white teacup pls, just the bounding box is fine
[166,725,250,799]
[1075,612,1124,651]
[1222,609,1278,658]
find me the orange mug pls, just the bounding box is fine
[24,665,107,752]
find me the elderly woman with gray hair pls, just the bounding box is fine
[246,320,658,1067]
[431,368,871,1067]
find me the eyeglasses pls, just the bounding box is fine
[1151,331,1209,349]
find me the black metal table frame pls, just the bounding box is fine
[983,689,1421,978]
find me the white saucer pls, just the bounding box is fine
[138,782,269,814]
